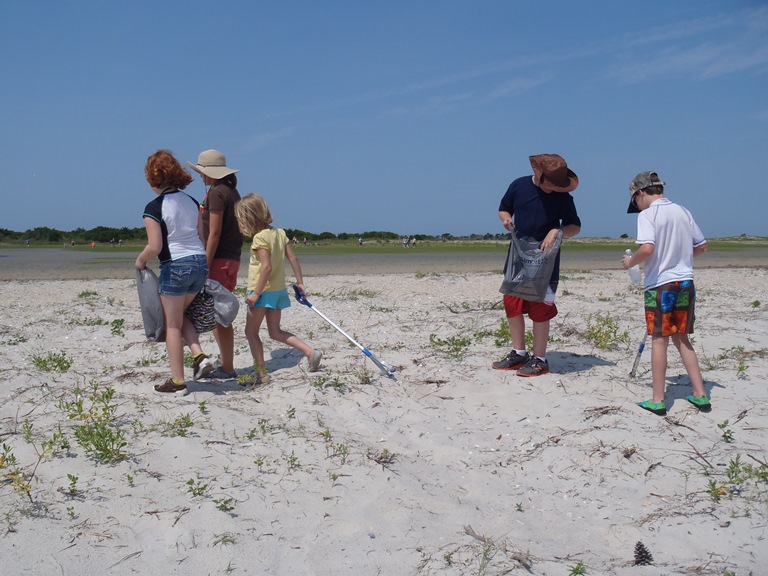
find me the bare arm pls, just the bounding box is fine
[205,209,224,266]
[693,242,708,257]
[245,248,272,309]
[623,242,655,269]
[498,210,514,231]
[285,243,306,293]
[541,224,580,251]
[135,217,162,269]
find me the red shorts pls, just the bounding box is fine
[503,294,558,322]
[208,258,240,292]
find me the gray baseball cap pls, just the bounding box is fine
[627,171,665,213]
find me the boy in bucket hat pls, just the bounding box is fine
[623,171,710,415]
[493,154,581,376]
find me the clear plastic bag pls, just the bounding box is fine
[499,231,562,302]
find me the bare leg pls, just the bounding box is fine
[508,315,526,351]
[212,324,235,372]
[181,316,204,356]
[265,309,314,358]
[671,333,706,397]
[532,320,550,358]
[650,335,669,403]
[244,308,267,373]
[161,292,198,383]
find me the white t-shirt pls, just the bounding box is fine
[636,197,706,290]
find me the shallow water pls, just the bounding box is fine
[0,246,764,281]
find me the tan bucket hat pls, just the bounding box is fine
[186,149,239,180]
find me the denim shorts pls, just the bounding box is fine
[159,254,208,296]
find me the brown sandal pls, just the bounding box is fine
[154,378,187,394]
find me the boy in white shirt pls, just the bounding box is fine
[622,171,709,415]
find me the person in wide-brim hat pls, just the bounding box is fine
[186,149,239,181]
[186,148,242,380]
[529,154,579,193]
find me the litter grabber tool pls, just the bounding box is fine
[292,285,397,380]
[629,331,647,378]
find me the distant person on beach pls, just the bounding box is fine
[136,149,214,394]
[492,154,581,377]
[187,150,242,380]
[623,171,709,415]
[235,193,322,384]
[91,241,95,249]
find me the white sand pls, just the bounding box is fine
[0,268,766,575]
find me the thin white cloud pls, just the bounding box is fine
[609,6,768,83]
[384,92,475,116]
[244,127,294,150]
[485,75,552,102]
[269,46,599,119]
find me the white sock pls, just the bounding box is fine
[516,349,527,356]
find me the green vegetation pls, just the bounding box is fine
[4,225,765,253]
[584,313,630,351]
[57,381,127,463]
[32,351,73,373]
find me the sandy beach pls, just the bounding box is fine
[1,262,767,574]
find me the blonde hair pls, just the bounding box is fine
[235,193,273,236]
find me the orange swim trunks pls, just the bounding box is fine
[644,280,696,337]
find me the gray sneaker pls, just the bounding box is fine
[492,351,530,370]
[193,354,214,380]
[209,359,237,380]
[308,351,323,372]
[516,356,550,377]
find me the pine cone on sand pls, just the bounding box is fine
[633,541,654,566]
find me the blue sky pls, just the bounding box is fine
[1,1,766,238]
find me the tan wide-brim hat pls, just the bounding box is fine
[529,154,578,193]
[186,149,239,180]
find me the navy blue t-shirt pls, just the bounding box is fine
[499,175,581,286]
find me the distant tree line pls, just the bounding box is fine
[0,226,512,244]
[0,226,146,244]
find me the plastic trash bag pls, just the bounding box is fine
[499,231,563,302]
[136,268,165,342]
[204,279,240,328]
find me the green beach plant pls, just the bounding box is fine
[32,351,73,372]
[110,318,125,337]
[429,333,471,360]
[568,560,587,575]
[584,313,629,350]
[58,381,127,463]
